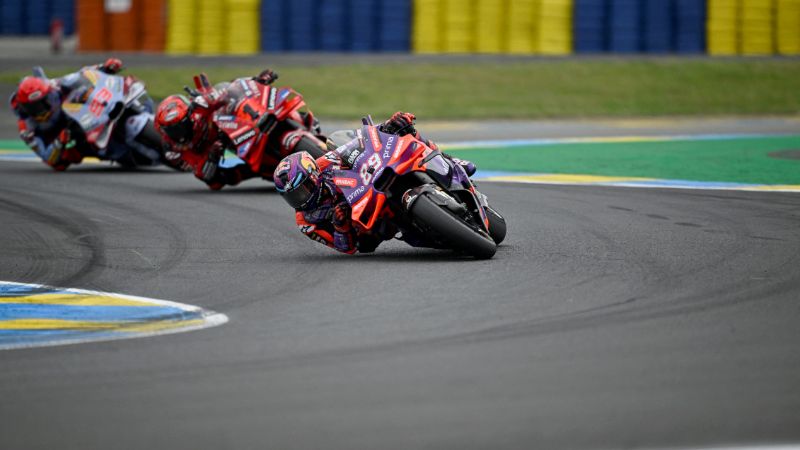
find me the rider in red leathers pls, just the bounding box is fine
[273,111,476,254]
[155,69,289,190]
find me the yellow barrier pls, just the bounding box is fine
[507,0,537,53]
[475,0,507,53]
[777,0,800,54]
[165,0,197,54]
[707,0,739,55]
[536,0,572,54]
[225,0,260,55]
[416,0,572,55]
[741,0,775,55]
[443,0,476,52]
[413,0,445,53]
[197,0,226,55]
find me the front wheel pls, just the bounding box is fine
[485,205,506,245]
[293,135,327,158]
[135,120,188,172]
[410,192,497,259]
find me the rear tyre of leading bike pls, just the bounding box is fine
[409,192,497,259]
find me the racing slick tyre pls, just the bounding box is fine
[134,120,163,150]
[485,205,507,245]
[135,120,188,172]
[294,135,327,159]
[410,193,497,259]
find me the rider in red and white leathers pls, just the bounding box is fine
[9,58,128,170]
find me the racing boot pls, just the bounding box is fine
[442,153,477,177]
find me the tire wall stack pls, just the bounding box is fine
[225,0,259,54]
[707,0,798,55]
[1,0,75,35]
[0,0,794,56]
[777,0,800,54]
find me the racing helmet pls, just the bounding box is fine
[16,76,57,122]
[155,94,205,148]
[273,151,323,210]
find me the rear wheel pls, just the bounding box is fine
[294,135,327,158]
[410,192,497,259]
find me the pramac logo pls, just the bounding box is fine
[334,177,357,188]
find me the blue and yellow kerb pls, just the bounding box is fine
[0,281,228,350]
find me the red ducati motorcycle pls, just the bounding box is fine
[192,73,327,180]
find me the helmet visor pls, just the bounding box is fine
[282,174,318,210]
[21,98,52,121]
[161,116,194,145]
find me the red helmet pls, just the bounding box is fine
[155,95,207,149]
[17,76,56,122]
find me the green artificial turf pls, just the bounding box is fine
[3,59,800,120]
[5,135,799,185]
[448,135,800,185]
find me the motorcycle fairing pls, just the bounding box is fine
[61,69,127,150]
[213,83,309,173]
[331,124,492,233]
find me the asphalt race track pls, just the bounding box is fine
[1,151,799,450]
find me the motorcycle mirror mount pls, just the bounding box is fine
[361,115,374,126]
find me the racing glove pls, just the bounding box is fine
[99,58,123,74]
[19,129,35,145]
[255,69,279,85]
[199,142,223,183]
[331,201,352,233]
[381,111,417,136]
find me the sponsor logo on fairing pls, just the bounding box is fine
[79,114,94,129]
[383,136,395,159]
[239,79,253,97]
[345,148,363,166]
[216,115,235,121]
[368,126,381,152]
[392,138,409,161]
[346,185,366,203]
[268,88,277,110]
[219,121,239,130]
[334,177,358,188]
[233,128,256,145]
[355,128,365,148]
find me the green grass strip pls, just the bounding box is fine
[0,140,30,151]
[3,60,800,119]
[448,135,800,185]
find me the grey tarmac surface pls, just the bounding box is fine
[2,46,800,448]
[1,156,799,449]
